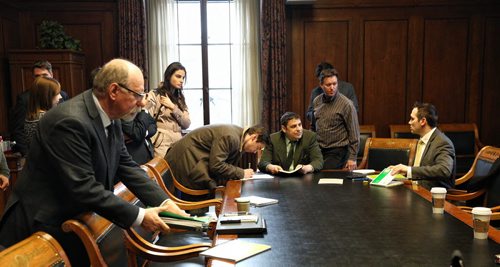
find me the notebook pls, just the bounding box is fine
[200,239,271,262]
[369,168,404,187]
[235,196,278,207]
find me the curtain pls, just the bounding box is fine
[146,0,179,89]
[232,0,261,127]
[118,0,149,86]
[260,0,287,132]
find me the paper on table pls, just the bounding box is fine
[235,196,278,207]
[200,239,271,262]
[318,178,344,185]
[242,172,275,180]
[352,169,376,174]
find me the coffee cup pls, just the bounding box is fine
[471,207,492,239]
[235,198,250,213]
[430,187,447,214]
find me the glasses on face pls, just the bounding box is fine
[116,83,146,101]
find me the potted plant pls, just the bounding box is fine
[38,20,81,51]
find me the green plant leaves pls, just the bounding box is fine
[39,20,82,51]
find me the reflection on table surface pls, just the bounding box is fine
[210,173,500,267]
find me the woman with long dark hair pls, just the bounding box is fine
[146,62,191,157]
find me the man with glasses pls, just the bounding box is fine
[10,60,69,156]
[0,58,187,266]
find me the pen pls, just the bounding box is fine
[220,219,257,224]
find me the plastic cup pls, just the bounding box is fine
[235,199,250,213]
[430,187,447,214]
[471,207,492,239]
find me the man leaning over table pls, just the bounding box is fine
[0,58,188,266]
[258,112,323,174]
[390,102,456,189]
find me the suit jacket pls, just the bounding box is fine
[0,90,167,244]
[258,130,323,173]
[10,89,69,156]
[165,124,245,190]
[412,129,456,188]
[306,81,359,130]
[121,110,157,166]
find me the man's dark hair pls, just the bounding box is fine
[315,62,334,78]
[318,68,339,84]
[280,112,301,127]
[33,60,52,73]
[245,125,269,145]
[413,101,438,128]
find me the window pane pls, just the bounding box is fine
[207,1,230,44]
[208,44,231,88]
[178,2,201,44]
[209,89,232,124]
[183,89,204,130]
[179,45,202,89]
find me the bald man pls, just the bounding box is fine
[0,59,187,265]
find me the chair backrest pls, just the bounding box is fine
[358,125,377,164]
[0,231,71,266]
[438,123,483,176]
[389,124,419,139]
[61,182,138,267]
[358,138,418,171]
[456,146,500,186]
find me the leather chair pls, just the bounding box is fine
[0,231,71,266]
[358,125,376,165]
[389,124,419,139]
[358,138,418,171]
[446,146,500,213]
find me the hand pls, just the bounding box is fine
[159,96,175,110]
[300,164,314,174]
[243,168,255,178]
[0,175,9,191]
[266,164,283,174]
[390,164,409,176]
[345,160,357,171]
[162,199,189,217]
[141,206,171,233]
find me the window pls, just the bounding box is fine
[147,0,261,129]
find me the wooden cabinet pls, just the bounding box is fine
[8,49,85,105]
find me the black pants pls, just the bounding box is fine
[321,146,348,169]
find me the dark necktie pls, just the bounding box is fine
[284,141,296,171]
[107,122,115,147]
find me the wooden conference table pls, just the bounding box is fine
[209,172,500,266]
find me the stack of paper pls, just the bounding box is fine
[200,239,271,262]
[235,196,278,207]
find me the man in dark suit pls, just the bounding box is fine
[0,58,187,265]
[166,124,268,192]
[390,102,456,189]
[10,60,70,156]
[258,112,323,174]
[121,109,157,166]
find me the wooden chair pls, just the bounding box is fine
[146,157,225,203]
[358,125,376,165]
[439,123,484,176]
[446,146,500,211]
[389,124,419,139]
[358,138,418,171]
[62,181,211,267]
[0,231,71,266]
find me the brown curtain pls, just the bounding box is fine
[118,0,149,87]
[260,0,287,132]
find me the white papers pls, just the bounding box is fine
[235,196,278,207]
[353,169,376,175]
[318,178,344,185]
[200,239,271,262]
[242,172,275,180]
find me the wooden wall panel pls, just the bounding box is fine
[422,19,468,123]
[481,17,500,146]
[363,20,408,135]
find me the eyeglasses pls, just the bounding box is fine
[116,83,146,101]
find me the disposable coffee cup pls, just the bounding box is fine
[235,199,250,213]
[430,187,447,214]
[471,207,492,239]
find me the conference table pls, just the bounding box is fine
[209,172,500,266]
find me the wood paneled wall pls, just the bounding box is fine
[288,0,500,146]
[0,0,117,137]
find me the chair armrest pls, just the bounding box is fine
[445,188,486,201]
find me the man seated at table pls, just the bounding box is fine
[390,102,456,189]
[165,124,268,195]
[258,112,323,175]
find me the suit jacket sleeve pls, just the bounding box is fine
[208,135,244,182]
[258,137,276,172]
[44,117,166,228]
[343,83,359,112]
[121,111,157,142]
[303,131,324,171]
[412,133,455,184]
